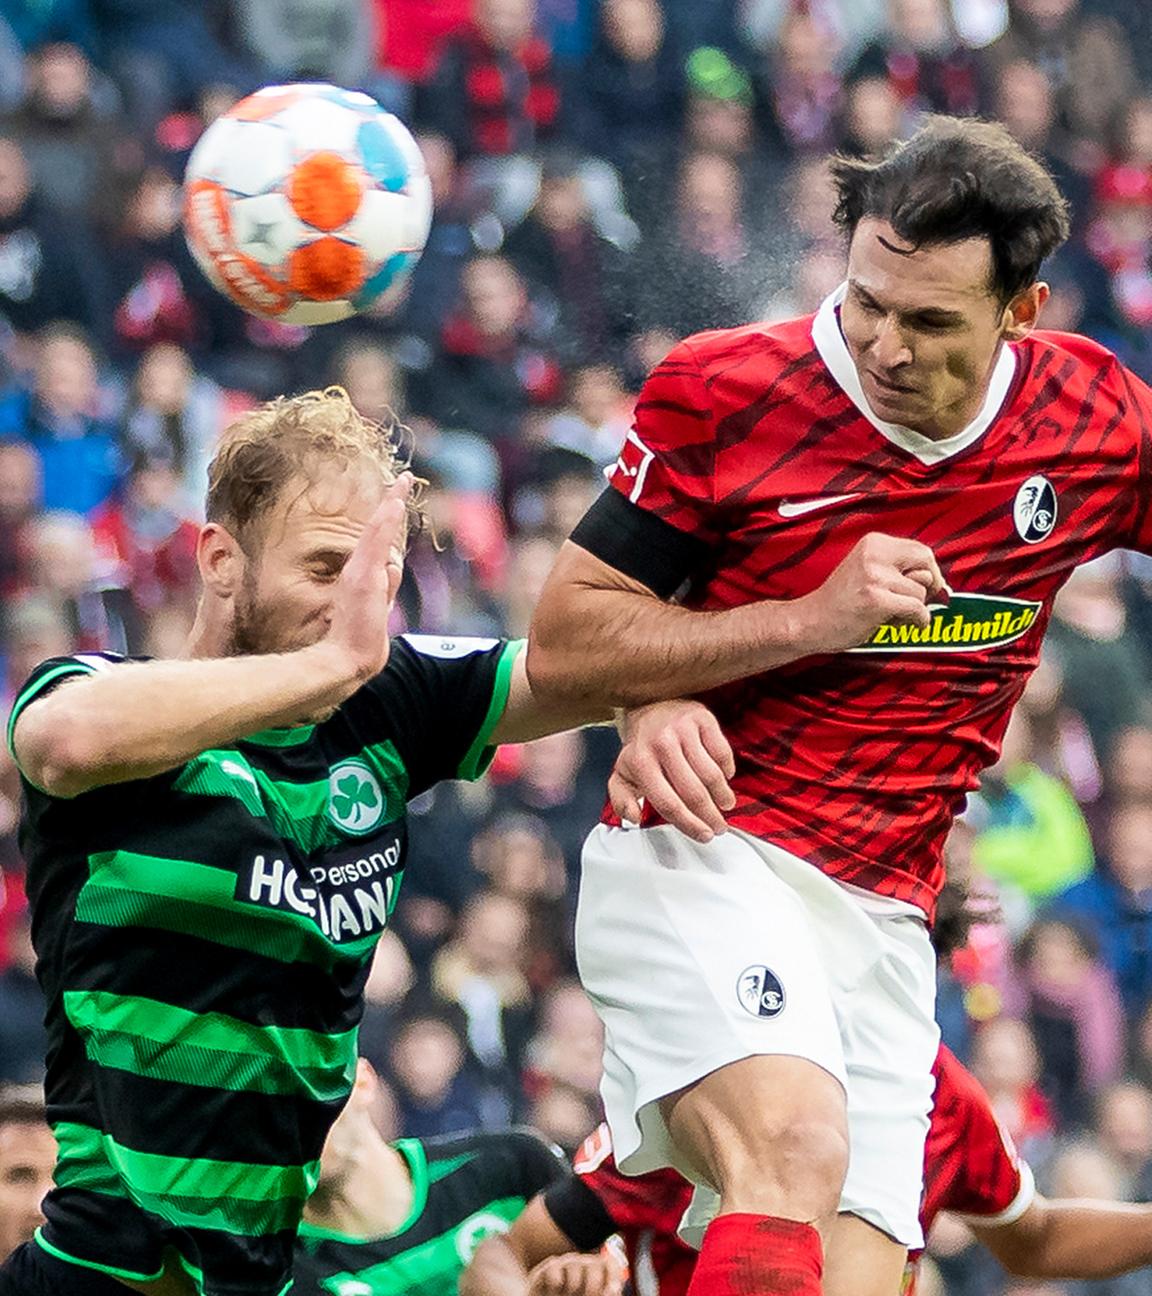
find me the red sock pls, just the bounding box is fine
[686,1212,823,1296]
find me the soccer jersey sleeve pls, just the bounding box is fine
[569,341,719,596]
[345,634,523,800]
[932,1047,1034,1227]
[6,654,123,780]
[491,1129,571,1198]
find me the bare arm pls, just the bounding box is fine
[527,534,945,709]
[973,1195,1152,1279]
[461,1198,578,1296]
[12,481,410,798]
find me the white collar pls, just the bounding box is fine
[811,282,1017,466]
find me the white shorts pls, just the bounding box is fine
[575,824,939,1248]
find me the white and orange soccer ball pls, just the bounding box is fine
[183,83,433,325]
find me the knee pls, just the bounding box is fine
[715,1118,849,1220]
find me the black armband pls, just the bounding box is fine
[541,1175,619,1252]
[569,490,712,598]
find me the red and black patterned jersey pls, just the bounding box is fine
[589,290,1152,914]
[543,1124,696,1296]
[904,1044,1035,1294]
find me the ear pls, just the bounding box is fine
[1002,282,1049,341]
[196,522,245,599]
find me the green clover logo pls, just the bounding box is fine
[327,760,385,835]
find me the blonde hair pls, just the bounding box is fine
[206,386,424,546]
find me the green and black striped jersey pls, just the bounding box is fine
[293,1131,567,1296]
[6,635,523,1296]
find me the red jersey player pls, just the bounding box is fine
[527,116,1152,1296]
[463,1049,1152,1296]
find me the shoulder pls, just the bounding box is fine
[678,314,818,381]
[1021,329,1133,404]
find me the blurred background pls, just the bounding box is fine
[2,0,1152,1291]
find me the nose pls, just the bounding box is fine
[871,314,913,370]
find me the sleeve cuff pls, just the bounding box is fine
[456,640,525,781]
[958,1161,1036,1228]
[6,661,97,764]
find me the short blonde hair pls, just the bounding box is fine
[206,386,423,545]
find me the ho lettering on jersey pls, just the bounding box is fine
[851,592,1042,654]
[237,835,403,943]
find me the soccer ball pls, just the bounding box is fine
[183,83,433,325]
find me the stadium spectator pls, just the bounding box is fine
[1095,1081,1152,1200]
[0,136,103,338]
[982,0,1136,156]
[388,997,490,1138]
[971,1017,1056,1166]
[633,150,765,336]
[0,893,44,1085]
[423,0,561,160]
[840,74,905,157]
[229,0,375,88]
[0,43,125,221]
[0,1090,55,1264]
[412,253,563,452]
[567,0,683,207]
[755,6,845,158]
[971,709,1095,902]
[1013,916,1125,1128]
[431,891,536,1106]
[504,148,637,361]
[0,442,39,597]
[1054,800,1152,1022]
[848,0,983,121]
[542,361,634,465]
[0,325,120,515]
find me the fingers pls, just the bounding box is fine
[884,594,933,628]
[617,750,722,843]
[681,727,737,813]
[608,770,644,826]
[697,711,737,784]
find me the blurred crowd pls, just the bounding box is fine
[2,0,1152,1292]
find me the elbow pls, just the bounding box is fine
[20,720,101,799]
[525,624,591,707]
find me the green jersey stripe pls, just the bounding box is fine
[34,1228,166,1285]
[6,660,96,759]
[242,725,316,747]
[63,990,358,1101]
[76,851,378,970]
[457,640,524,781]
[316,1196,526,1295]
[52,1122,320,1236]
[174,742,409,855]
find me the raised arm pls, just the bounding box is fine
[973,1195,1152,1280]
[527,526,944,709]
[11,486,408,798]
[526,341,944,710]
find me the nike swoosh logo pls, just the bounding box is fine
[778,493,863,518]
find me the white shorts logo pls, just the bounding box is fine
[737,966,786,1018]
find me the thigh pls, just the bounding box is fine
[823,1213,909,1296]
[576,825,848,1177]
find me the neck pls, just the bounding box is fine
[183,601,227,660]
[303,1134,415,1240]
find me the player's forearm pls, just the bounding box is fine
[982,1200,1152,1278]
[459,1237,531,1296]
[13,644,364,797]
[528,583,812,708]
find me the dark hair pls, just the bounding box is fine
[0,1086,46,1131]
[830,115,1070,303]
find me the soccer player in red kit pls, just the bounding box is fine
[464,1050,1152,1296]
[526,114,1152,1296]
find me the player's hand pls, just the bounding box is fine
[610,700,736,844]
[526,1253,625,1296]
[794,532,948,653]
[322,473,412,683]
